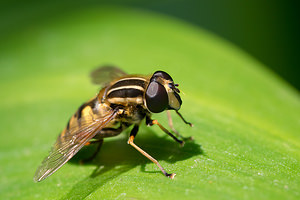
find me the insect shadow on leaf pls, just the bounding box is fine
[62,128,203,200]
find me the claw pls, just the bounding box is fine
[167,173,176,179]
[180,140,185,147]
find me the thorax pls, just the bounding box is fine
[102,76,149,107]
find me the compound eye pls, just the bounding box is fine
[145,81,168,113]
[152,71,173,81]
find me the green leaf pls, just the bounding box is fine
[1,6,299,200]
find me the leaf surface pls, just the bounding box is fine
[0,6,299,200]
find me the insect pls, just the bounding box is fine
[34,66,192,182]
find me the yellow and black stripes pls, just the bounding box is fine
[109,77,146,90]
[107,87,144,98]
[105,77,148,106]
[74,99,97,119]
[60,76,149,142]
[59,97,98,141]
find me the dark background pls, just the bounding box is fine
[1,0,299,90]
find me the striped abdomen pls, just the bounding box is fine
[59,97,116,142]
[104,76,148,106]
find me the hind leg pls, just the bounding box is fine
[81,139,104,163]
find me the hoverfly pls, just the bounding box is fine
[34,66,192,182]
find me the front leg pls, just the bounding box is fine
[146,116,184,146]
[175,110,193,127]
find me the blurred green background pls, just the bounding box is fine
[1,0,299,90]
[0,1,299,200]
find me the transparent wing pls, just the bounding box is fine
[33,108,119,182]
[90,66,127,86]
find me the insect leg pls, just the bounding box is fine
[167,111,194,141]
[82,139,104,162]
[146,116,184,146]
[175,110,193,127]
[127,125,176,179]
